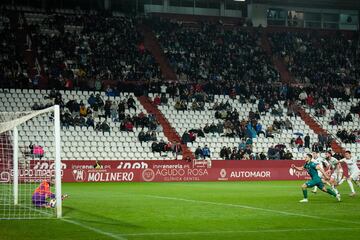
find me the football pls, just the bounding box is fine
[49,199,56,208]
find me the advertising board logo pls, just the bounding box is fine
[72,169,86,182]
[0,172,10,183]
[142,169,155,182]
[220,169,227,178]
[117,162,149,169]
[193,159,212,169]
[33,162,67,170]
[218,168,228,181]
[289,168,308,178]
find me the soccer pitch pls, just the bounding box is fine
[1,181,360,240]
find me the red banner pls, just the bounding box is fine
[57,160,312,183]
[2,159,355,184]
[2,159,354,183]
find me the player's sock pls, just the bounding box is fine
[338,178,346,185]
[326,188,337,197]
[332,186,339,195]
[302,189,308,199]
[347,179,355,193]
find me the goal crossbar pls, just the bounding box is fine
[0,105,62,219]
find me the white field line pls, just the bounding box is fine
[61,218,127,240]
[143,194,360,225]
[122,227,360,236]
[22,204,127,240]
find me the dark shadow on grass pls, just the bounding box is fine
[62,206,74,216]
[62,206,142,229]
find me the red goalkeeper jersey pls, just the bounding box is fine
[33,180,53,196]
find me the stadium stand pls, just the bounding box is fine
[0,88,174,160]
[0,12,26,89]
[268,31,359,98]
[24,11,162,90]
[152,18,279,83]
[305,98,360,156]
[268,29,360,156]
[151,93,318,160]
[1,9,358,161]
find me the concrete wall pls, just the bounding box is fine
[261,3,359,30]
[247,3,267,27]
[144,4,241,18]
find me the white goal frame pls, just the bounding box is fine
[1,105,62,219]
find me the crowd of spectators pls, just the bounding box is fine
[311,134,333,152]
[0,12,31,90]
[208,99,292,140]
[35,89,162,136]
[269,31,360,111]
[151,140,182,157]
[181,129,204,144]
[194,145,211,159]
[215,103,293,141]
[147,79,299,108]
[30,88,182,156]
[174,88,298,159]
[153,18,279,84]
[329,111,353,126]
[350,101,360,116]
[219,144,294,160]
[138,130,157,143]
[288,134,310,149]
[0,11,165,91]
[3,10,359,160]
[27,12,162,90]
[153,93,168,106]
[219,137,256,160]
[336,129,360,144]
[178,97,297,160]
[270,31,360,87]
[267,146,294,160]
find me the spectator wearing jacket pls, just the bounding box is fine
[202,145,211,159]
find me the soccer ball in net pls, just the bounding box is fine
[49,199,56,208]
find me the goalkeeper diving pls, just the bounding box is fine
[32,177,68,208]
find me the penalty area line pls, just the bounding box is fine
[122,227,360,236]
[144,194,360,226]
[61,218,127,240]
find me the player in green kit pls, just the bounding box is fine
[291,153,341,203]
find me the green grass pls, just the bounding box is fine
[1,181,360,240]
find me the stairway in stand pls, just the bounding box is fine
[260,30,294,84]
[260,29,345,154]
[138,24,177,80]
[137,96,194,159]
[297,107,345,154]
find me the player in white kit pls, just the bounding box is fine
[339,151,360,197]
[324,150,343,196]
[311,151,329,193]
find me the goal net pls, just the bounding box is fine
[0,105,62,219]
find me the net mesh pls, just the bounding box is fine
[0,107,59,219]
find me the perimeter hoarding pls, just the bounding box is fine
[6,159,353,183]
[56,160,313,183]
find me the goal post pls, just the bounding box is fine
[54,105,62,218]
[13,126,18,206]
[0,105,62,219]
